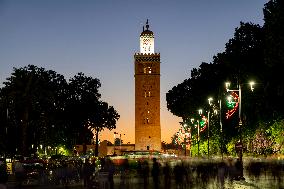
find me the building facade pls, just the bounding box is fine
[134,20,161,151]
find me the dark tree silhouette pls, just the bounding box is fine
[0,66,120,157]
[0,65,67,156]
[65,73,119,156]
[166,19,279,154]
[263,0,284,118]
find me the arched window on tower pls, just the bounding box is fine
[142,110,151,125]
[144,90,151,98]
[143,118,150,124]
[144,67,152,74]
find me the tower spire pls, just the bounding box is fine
[146,19,149,30]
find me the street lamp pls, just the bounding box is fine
[183,124,187,156]
[190,118,195,156]
[207,97,213,158]
[120,133,125,150]
[249,81,255,91]
[197,109,202,157]
[218,99,224,159]
[181,123,191,156]
[225,81,255,179]
[114,132,125,154]
[113,132,118,155]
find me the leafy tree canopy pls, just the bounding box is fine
[0,65,120,156]
[167,1,284,156]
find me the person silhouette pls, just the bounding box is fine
[163,161,171,189]
[0,160,8,189]
[82,159,92,188]
[120,159,130,188]
[217,161,226,189]
[105,158,115,189]
[173,162,183,189]
[14,157,25,189]
[151,158,160,189]
[142,160,149,189]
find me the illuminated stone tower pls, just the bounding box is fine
[134,20,161,151]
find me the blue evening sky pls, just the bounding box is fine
[0,0,267,143]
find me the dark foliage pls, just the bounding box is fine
[166,1,284,155]
[0,65,120,156]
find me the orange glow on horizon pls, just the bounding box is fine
[99,109,181,145]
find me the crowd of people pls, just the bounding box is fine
[111,157,283,189]
[0,156,283,189]
[109,157,247,189]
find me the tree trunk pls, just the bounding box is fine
[22,108,29,156]
[95,130,99,157]
[83,143,87,155]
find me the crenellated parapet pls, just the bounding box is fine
[134,53,160,56]
[134,53,160,62]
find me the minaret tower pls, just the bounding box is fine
[134,20,161,151]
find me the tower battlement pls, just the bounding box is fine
[134,53,160,56]
[134,54,160,62]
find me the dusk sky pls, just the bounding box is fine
[0,0,267,144]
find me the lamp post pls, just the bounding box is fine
[190,118,194,156]
[197,109,202,157]
[218,99,224,159]
[120,133,125,151]
[113,132,118,155]
[197,120,200,157]
[114,132,125,154]
[207,97,213,158]
[183,124,187,156]
[225,81,254,180]
[181,123,191,157]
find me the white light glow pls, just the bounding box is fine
[225,82,230,91]
[140,35,154,54]
[250,81,255,91]
[208,97,213,105]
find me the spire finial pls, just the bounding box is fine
[143,26,144,32]
[146,19,149,30]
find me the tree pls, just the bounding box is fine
[66,73,120,156]
[171,133,183,150]
[266,120,284,154]
[263,0,284,118]
[167,21,268,155]
[0,66,120,157]
[167,62,223,120]
[114,138,122,146]
[0,65,67,156]
[65,72,102,148]
[88,101,119,156]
